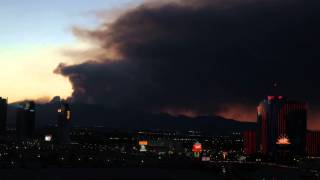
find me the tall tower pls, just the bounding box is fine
[16,101,36,140]
[257,96,307,157]
[0,97,7,136]
[57,102,71,144]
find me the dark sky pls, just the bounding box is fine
[56,0,320,130]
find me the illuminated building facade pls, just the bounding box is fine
[242,130,256,155]
[306,131,320,157]
[257,96,307,157]
[57,102,71,144]
[0,97,7,136]
[16,101,35,140]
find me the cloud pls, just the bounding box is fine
[57,0,320,129]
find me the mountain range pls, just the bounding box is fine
[7,102,256,134]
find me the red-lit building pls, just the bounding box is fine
[257,96,307,157]
[306,131,320,157]
[242,130,256,155]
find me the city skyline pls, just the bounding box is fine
[1,1,320,178]
[1,0,320,130]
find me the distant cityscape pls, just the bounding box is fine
[0,96,319,179]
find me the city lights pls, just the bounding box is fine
[276,135,291,145]
[45,135,52,142]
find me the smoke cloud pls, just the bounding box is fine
[57,0,320,129]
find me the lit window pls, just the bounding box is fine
[66,110,71,120]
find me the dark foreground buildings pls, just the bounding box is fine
[242,130,256,155]
[57,102,71,144]
[0,97,7,136]
[257,96,307,158]
[16,101,36,140]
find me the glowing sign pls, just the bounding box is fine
[139,140,148,152]
[139,140,148,146]
[276,135,291,145]
[267,96,275,101]
[45,135,52,142]
[192,142,202,152]
[222,151,228,160]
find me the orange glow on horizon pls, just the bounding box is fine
[161,105,320,130]
[217,104,256,122]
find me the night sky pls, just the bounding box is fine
[54,0,320,129]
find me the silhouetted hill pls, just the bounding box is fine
[7,103,256,134]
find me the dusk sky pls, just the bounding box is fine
[1,0,320,130]
[0,0,141,102]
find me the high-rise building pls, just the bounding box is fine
[257,96,307,157]
[242,130,256,155]
[0,97,7,136]
[16,101,36,140]
[57,102,71,144]
[306,131,320,157]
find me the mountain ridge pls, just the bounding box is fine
[7,102,256,134]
